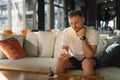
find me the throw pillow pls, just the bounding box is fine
[99,43,120,67]
[24,32,39,57]
[38,31,56,58]
[0,37,26,60]
[54,31,63,58]
[0,33,25,59]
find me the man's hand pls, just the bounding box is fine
[76,27,86,37]
[60,53,71,60]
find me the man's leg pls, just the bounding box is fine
[82,58,96,80]
[55,56,74,74]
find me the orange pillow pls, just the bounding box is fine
[21,29,31,36]
[0,37,26,60]
[1,30,13,34]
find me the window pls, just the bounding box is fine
[45,0,65,31]
[12,0,23,34]
[26,0,38,30]
[54,0,65,30]
[0,0,7,31]
[0,0,38,34]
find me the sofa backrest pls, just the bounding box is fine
[95,36,120,57]
[1,31,119,59]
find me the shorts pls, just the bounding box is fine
[67,56,100,70]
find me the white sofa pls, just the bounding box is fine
[0,31,120,80]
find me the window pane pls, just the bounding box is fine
[44,0,65,30]
[12,0,23,33]
[0,0,7,31]
[45,0,49,30]
[54,0,64,30]
[26,0,38,30]
[0,0,38,33]
[26,0,33,29]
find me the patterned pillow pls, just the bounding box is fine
[0,37,26,60]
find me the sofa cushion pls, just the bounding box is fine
[96,67,120,80]
[0,57,57,72]
[0,37,26,60]
[99,43,120,67]
[38,31,56,58]
[24,32,39,57]
[0,34,24,59]
[54,31,63,58]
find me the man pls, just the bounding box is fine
[55,10,99,79]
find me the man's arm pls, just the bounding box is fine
[81,40,97,58]
[77,28,98,58]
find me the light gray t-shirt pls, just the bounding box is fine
[62,26,99,60]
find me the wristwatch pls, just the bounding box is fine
[80,36,86,40]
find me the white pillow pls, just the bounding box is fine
[24,32,39,57]
[107,36,120,46]
[38,31,56,58]
[54,31,63,58]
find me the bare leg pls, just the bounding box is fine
[55,56,74,74]
[82,58,96,80]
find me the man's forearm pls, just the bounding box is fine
[81,40,96,58]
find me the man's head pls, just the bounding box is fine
[68,10,85,32]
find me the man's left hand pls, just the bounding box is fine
[61,53,71,60]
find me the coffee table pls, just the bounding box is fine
[0,65,103,80]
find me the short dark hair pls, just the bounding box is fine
[68,10,84,18]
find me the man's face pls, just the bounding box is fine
[69,15,84,32]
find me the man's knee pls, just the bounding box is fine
[82,58,95,69]
[81,58,96,75]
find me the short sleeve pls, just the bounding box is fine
[61,29,69,46]
[87,29,99,45]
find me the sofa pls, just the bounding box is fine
[0,30,120,80]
